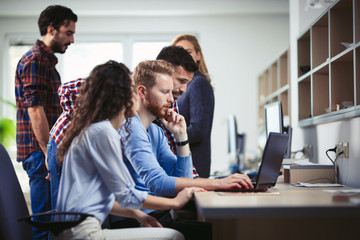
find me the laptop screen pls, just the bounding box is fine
[255,132,289,188]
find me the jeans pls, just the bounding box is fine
[47,138,60,210]
[22,151,51,240]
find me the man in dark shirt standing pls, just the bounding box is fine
[15,5,77,240]
[156,46,200,178]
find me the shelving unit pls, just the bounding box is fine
[257,49,290,131]
[297,0,360,127]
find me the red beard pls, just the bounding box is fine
[145,98,171,118]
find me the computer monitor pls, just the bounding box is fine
[264,101,292,158]
[227,115,246,173]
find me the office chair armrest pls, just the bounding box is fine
[18,211,94,235]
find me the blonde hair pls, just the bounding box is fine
[171,34,212,85]
[133,60,175,89]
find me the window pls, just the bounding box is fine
[3,35,172,118]
[4,44,33,121]
[59,41,169,80]
[59,42,123,82]
[132,41,169,70]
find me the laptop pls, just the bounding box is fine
[215,132,289,192]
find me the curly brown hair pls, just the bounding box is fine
[57,60,133,162]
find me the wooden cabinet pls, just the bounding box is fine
[258,49,290,130]
[297,0,360,126]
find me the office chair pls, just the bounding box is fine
[0,143,92,239]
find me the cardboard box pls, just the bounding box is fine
[283,165,335,184]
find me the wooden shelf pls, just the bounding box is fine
[265,69,270,97]
[280,52,288,88]
[298,76,311,120]
[356,0,360,44]
[271,62,278,93]
[331,50,354,111]
[297,0,360,127]
[312,13,329,69]
[299,107,360,127]
[330,0,353,58]
[258,48,290,130]
[298,30,311,78]
[280,91,289,116]
[313,65,329,117]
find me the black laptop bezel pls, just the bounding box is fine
[214,132,289,192]
[254,132,289,189]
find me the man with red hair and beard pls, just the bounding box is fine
[117,60,253,240]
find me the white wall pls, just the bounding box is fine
[0,2,289,174]
[290,0,360,188]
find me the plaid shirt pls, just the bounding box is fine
[50,78,85,144]
[154,101,199,178]
[15,40,62,162]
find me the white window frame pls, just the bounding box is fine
[1,33,37,117]
[1,32,176,117]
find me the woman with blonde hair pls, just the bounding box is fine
[172,34,212,86]
[171,34,215,178]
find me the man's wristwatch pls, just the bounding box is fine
[175,139,189,146]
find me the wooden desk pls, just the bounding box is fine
[194,183,360,240]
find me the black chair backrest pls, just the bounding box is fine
[0,143,33,240]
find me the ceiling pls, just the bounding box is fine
[0,0,289,18]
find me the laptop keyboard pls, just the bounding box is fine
[214,187,268,193]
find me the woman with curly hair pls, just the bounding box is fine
[55,60,202,240]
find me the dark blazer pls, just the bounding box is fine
[178,71,215,178]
